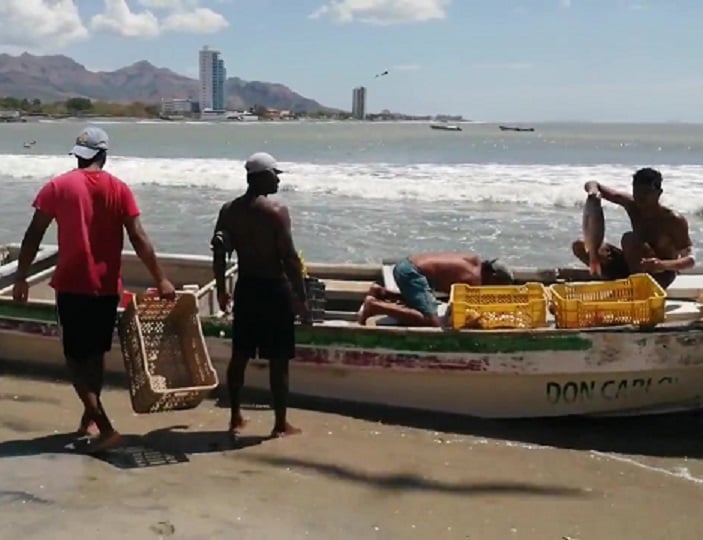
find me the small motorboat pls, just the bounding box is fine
[430,123,462,132]
[499,125,535,132]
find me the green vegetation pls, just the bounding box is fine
[0,96,161,118]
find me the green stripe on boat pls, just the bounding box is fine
[0,301,593,354]
[201,319,592,353]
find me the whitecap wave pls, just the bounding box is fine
[2,153,703,213]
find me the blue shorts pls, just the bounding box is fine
[392,258,438,317]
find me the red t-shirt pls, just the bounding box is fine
[33,169,140,296]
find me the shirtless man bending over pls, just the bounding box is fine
[572,168,695,289]
[357,252,515,327]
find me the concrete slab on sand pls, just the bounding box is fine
[1,376,703,539]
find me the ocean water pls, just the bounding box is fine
[1,120,702,266]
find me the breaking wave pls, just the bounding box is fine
[3,154,703,214]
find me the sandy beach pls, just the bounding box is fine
[1,373,702,539]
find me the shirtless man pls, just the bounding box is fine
[211,152,309,438]
[572,168,694,289]
[357,252,515,327]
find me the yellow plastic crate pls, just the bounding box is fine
[549,273,666,329]
[449,282,548,330]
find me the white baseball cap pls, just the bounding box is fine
[69,126,109,160]
[244,152,283,174]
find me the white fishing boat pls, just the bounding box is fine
[2,243,703,419]
[430,123,462,132]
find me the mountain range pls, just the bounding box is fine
[0,53,331,113]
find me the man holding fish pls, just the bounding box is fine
[573,167,695,288]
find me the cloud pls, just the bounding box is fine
[310,0,451,25]
[91,0,160,37]
[91,0,228,37]
[138,0,199,9]
[560,0,572,7]
[161,7,229,33]
[0,0,89,53]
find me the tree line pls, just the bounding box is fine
[0,96,160,118]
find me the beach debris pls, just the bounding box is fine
[149,520,175,537]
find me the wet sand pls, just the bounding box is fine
[1,375,703,539]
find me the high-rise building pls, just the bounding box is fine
[352,86,366,120]
[199,46,227,111]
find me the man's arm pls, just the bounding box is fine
[584,181,633,207]
[124,216,168,285]
[15,209,53,280]
[660,216,695,272]
[274,204,307,304]
[210,206,232,299]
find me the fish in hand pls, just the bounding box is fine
[582,193,605,276]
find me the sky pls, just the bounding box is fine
[1,0,702,122]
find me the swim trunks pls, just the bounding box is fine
[392,258,438,317]
[231,276,295,360]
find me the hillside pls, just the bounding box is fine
[0,53,330,112]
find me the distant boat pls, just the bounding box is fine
[499,125,535,132]
[430,123,462,132]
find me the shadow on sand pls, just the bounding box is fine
[4,360,703,460]
[247,454,588,498]
[220,388,703,459]
[0,425,267,470]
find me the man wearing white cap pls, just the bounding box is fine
[12,125,175,453]
[211,151,309,438]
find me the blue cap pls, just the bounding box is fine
[69,126,109,160]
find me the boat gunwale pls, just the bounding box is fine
[1,244,703,340]
[0,294,701,340]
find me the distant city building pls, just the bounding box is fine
[352,86,366,120]
[160,98,196,116]
[199,46,227,112]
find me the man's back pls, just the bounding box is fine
[410,252,481,291]
[33,168,138,295]
[217,195,285,279]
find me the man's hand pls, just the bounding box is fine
[641,257,665,273]
[218,290,231,313]
[584,181,600,198]
[157,278,176,300]
[12,278,29,304]
[293,298,312,325]
[587,191,601,200]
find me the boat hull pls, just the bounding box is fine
[3,245,703,419]
[2,308,703,418]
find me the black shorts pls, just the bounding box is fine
[601,244,677,289]
[56,293,120,360]
[232,277,295,360]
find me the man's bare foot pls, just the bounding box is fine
[356,296,375,325]
[76,414,99,437]
[368,283,386,299]
[228,416,248,437]
[86,431,123,454]
[270,423,302,438]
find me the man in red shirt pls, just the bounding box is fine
[12,126,176,453]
